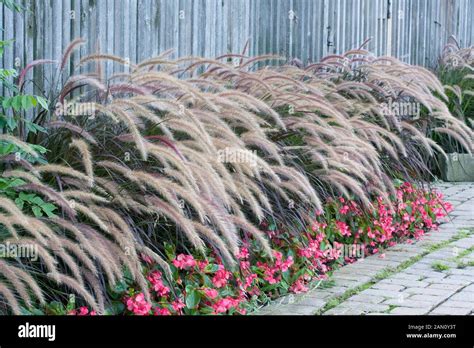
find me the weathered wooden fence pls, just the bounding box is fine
[1,0,473,95]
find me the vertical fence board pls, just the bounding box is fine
[0,0,473,93]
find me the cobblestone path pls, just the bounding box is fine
[255,182,474,315]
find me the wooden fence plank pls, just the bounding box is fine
[0,0,472,94]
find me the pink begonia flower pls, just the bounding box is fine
[243,274,258,289]
[153,307,171,316]
[197,260,209,272]
[172,254,197,269]
[237,247,249,260]
[289,278,308,294]
[147,271,170,297]
[398,202,407,210]
[212,297,240,314]
[257,261,281,284]
[154,280,170,297]
[212,266,231,288]
[443,201,453,213]
[237,308,247,315]
[339,205,349,214]
[240,260,250,271]
[126,293,152,315]
[273,250,283,261]
[203,288,219,299]
[78,306,89,316]
[433,207,446,219]
[68,307,96,316]
[298,247,312,258]
[281,256,294,272]
[272,250,294,272]
[172,299,185,313]
[336,221,351,237]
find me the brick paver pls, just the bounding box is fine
[253,182,474,315]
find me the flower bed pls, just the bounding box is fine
[3,35,471,315]
[98,182,451,316]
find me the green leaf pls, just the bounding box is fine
[31,205,43,217]
[31,196,45,205]
[0,142,15,155]
[202,275,213,288]
[66,294,76,312]
[204,263,220,273]
[2,96,13,109]
[46,301,65,315]
[35,96,48,110]
[111,280,128,295]
[41,203,57,217]
[104,302,125,315]
[30,144,48,153]
[185,289,201,309]
[5,178,25,188]
[20,306,44,315]
[15,197,24,210]
[26,121,46,134]
[198,306,215,315]
[0,115,6,128]
[6,115,17,130]
[393,178,404,187]
[11,95,22,111]
[0,178,14,187]
[19,192,34,201]
[21,95,33,110]
[29,95,37,107]
[163,242,176,261]
[1,0,24,12]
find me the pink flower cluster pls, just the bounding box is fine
[126,293,152,316]
[289,277,309,294]
[119,182,451,316]
[256,251,294,285]
[147,271,170,297]
[212,265,232,288]
[212,297,243,314]
[68,306,97,316]
[173,254,197,269]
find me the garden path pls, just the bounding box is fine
[254,182,474,315]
